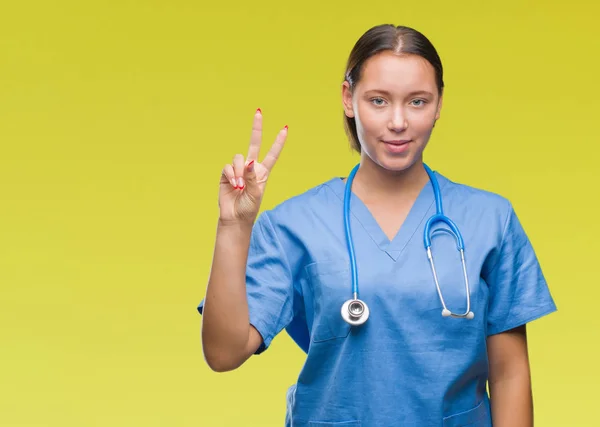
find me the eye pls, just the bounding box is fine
[370,97,386,107]
[410,99,427,107]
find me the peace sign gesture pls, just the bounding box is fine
[219,109,288,225]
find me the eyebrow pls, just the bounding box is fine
[364,89,434,97]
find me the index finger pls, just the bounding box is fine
[246,109,262,162]
[261,125,288,171]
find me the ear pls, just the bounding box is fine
[435,91,443,120]
[341,81,355,118]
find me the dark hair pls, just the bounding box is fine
[343,24,444,153]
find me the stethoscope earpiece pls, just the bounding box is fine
[442,308,475,319]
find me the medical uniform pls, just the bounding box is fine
[197,169,557,427]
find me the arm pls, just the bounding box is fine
[200,111,288,372]
[487,325,533,427]
[201,221,263,372]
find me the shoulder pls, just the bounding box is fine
[262,177,343,221]
[435,171,518,242]
[256,177,343,231]
[438,171,514,219]
[440,172,510,207]
[251,178,343,268]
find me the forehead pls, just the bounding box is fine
[357,51,437,94]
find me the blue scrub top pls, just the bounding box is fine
[197,170,557,427]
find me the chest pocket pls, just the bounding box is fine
[305,261,352,343]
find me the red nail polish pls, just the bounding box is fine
[256,108,262,114]
[248,160,255,171]
[284,125,288,130]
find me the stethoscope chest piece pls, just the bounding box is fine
[341,298,370,326]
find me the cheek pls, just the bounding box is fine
[410,111,437,135]
[356,105,384,136]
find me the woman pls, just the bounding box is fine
[198,24,556,426]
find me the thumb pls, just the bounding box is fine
[243,160,259,192]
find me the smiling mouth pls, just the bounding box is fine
[383,140,412,145]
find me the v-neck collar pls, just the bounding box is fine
[323,170,450,261]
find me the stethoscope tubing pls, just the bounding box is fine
[342,163,474,324]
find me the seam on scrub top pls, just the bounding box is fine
[261,210,295,345]
[323,178,448,255]
[490,302,557,336]
[249,216,279,348]
[392,174,450,255]
[496,202,526,333]
[483,200,513,278]
[442,398,485,421]
[484,201,514,333]
[249,316,272,348]
[322,181,385,250]
[390,172,448,253]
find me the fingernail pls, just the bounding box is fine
[256,108,262,114]
[284,125,288,130]
[231,179,237,188]
[237,177,244,188]
[247,160,255,172]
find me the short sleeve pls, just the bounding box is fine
[197,211,294,354]
[483,204,557,336]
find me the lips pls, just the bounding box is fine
[382,139,412,154]
[383,140,411,145]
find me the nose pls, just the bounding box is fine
[388,106,408,132]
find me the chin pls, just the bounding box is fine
[375,155,419,174]
[361,143,424,174]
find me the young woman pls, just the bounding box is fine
[198,24,556,427]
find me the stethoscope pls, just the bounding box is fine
[341,163,475,326]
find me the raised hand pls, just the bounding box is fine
[219,109,288,225]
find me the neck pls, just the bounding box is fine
[351,156,430,205]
